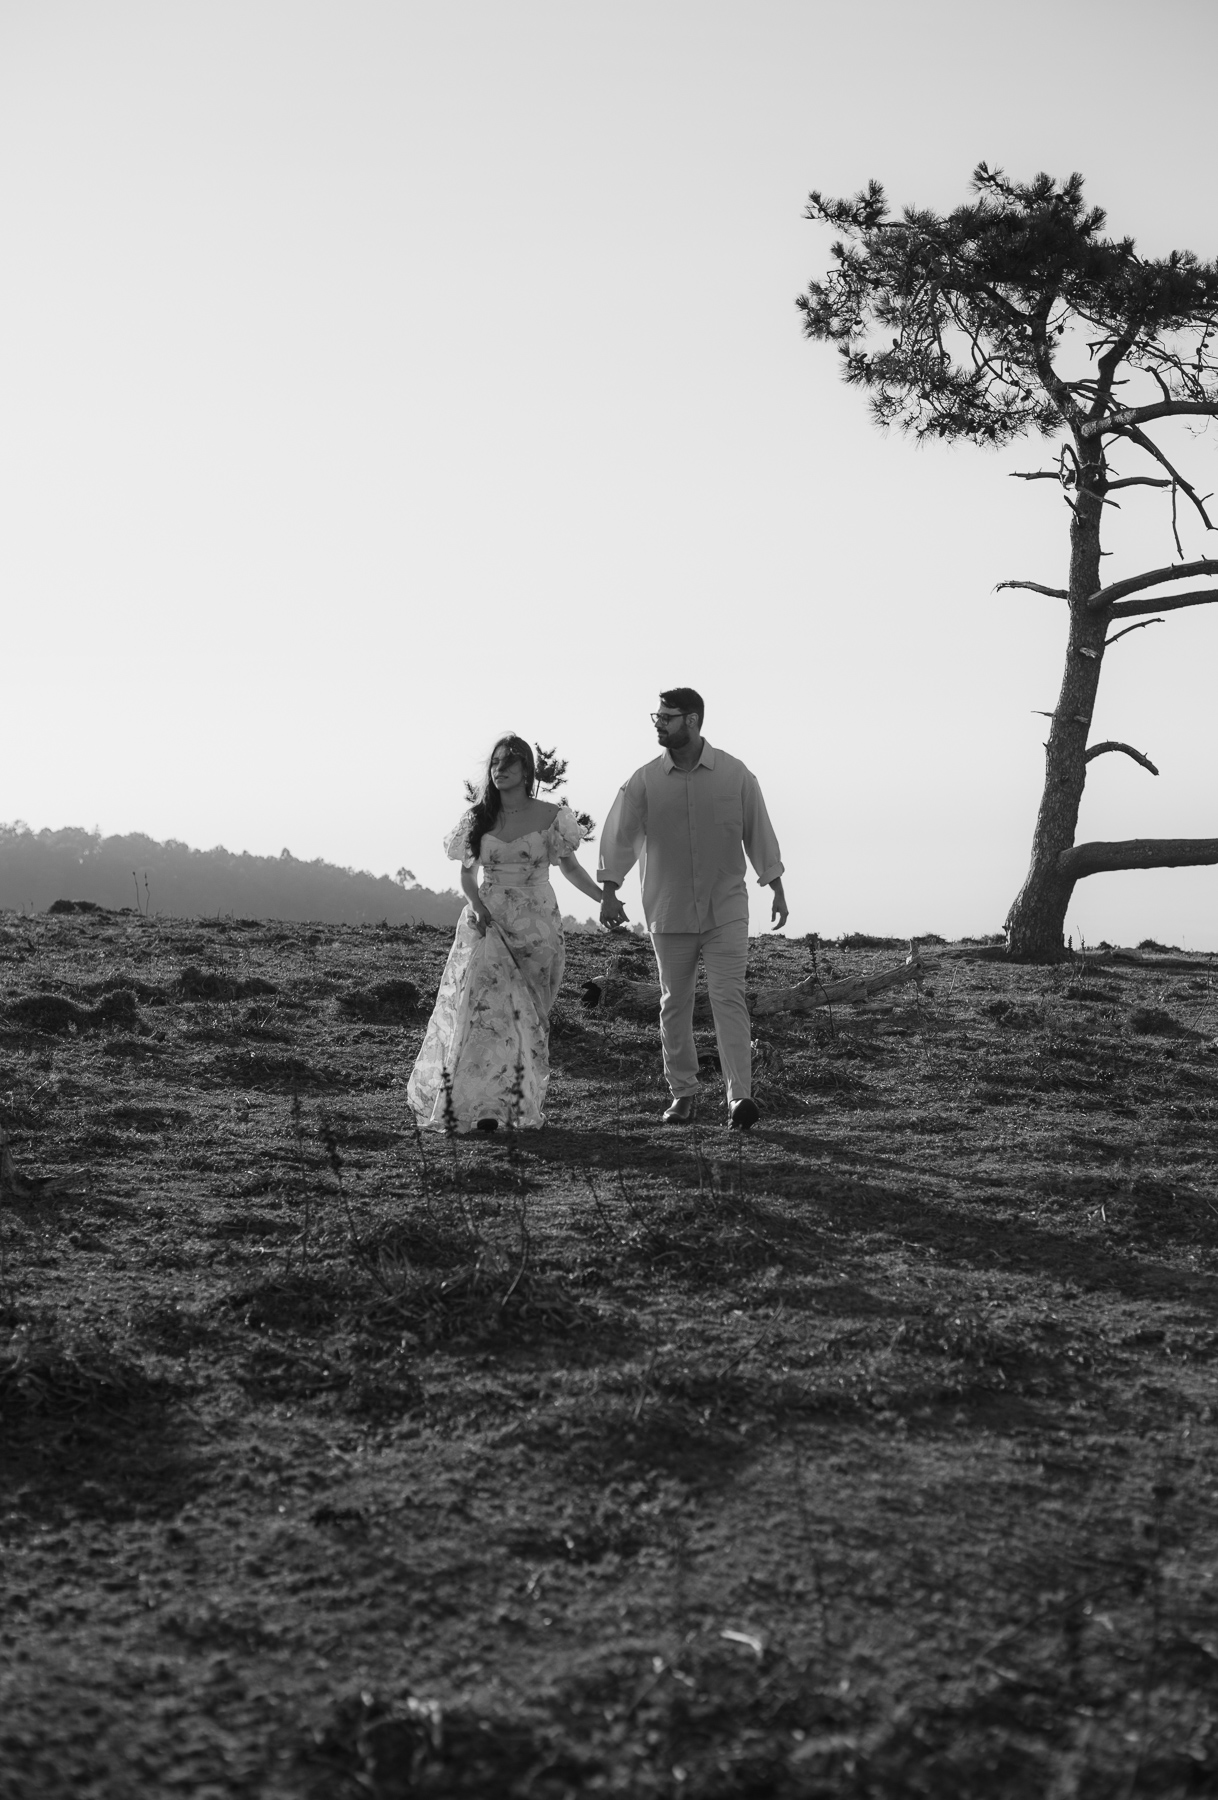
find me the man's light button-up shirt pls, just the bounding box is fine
[597,740,784,935]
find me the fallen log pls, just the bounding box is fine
[584,952,928,1020]
[752,953,928,1015]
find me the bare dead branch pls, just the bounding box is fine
[997,579,1068,599]
[1087,558,1218,609]
[1109,587,1218,620]
[1009,470,1061,482]
[1080,399,1218,438]
[1147,366,1174,407]
[1084,741,1159,776]
[1106,476,1173,491]
[1058,837,1218,879]
[1114,424,1215,529]
[1105,618,1164,646]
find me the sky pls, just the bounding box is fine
[1,0,1216,946]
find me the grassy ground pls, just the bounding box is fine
[2,908,1217,1798]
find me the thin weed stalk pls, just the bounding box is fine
[581,1165,623,1241]
[319,1112,363,1247]
[690,1099,707,1199]
[808,933,836,1040]
[317,1111,415,1306]
[632,1345,659,1424]
[409,1111,432,1201]
[505,1013,527,1195]
[1120,1477,1176,1800]
[287,1088,311,1270]
[440,1066,462,1190]
[595,984,637,1208]
[500,1190,532,1312]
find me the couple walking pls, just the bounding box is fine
[406,688,788,1136]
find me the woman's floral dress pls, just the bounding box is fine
[406,805,585,1132]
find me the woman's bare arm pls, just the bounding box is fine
[557,851,608,907]
[460,863,490,932]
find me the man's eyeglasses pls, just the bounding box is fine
[650,711,687,726]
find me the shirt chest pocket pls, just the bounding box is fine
[713,795,742,829]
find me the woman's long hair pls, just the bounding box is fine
[467,735,536,859]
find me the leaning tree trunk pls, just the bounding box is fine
[1004,433,1108,959]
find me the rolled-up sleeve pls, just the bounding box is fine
[597,773,647,885]
[741,769,784,886]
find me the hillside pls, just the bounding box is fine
[2,911,1217,1795]
[0,823,464,927]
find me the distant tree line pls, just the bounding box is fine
[0,824,465,927]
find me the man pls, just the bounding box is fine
[598,688,787,1131]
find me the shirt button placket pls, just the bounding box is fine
[687,772,703,930]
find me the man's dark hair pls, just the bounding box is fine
[660,687,704,727]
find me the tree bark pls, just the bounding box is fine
[1058,838,1218,879]
[1004,429,1109,959]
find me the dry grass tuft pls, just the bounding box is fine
[0,1311,166,1420]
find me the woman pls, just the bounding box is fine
[407,735,607,1133]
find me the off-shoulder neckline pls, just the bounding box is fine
[482,803,568,849]
[482,827,546,848]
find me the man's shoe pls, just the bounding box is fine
[662,1096,696,1124]
[728,1098,760,1132]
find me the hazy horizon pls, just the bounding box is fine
[0,820,466,928]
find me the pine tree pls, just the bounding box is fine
[800,166,1218,959]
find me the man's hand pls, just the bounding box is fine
[769,880,789,931]
[600,885,629,931]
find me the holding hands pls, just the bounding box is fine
[599,883,628,931]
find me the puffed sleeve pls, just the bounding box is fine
[545,804,585,864]
[443,811,476,868]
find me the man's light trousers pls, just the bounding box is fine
[651,917,751,1104]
